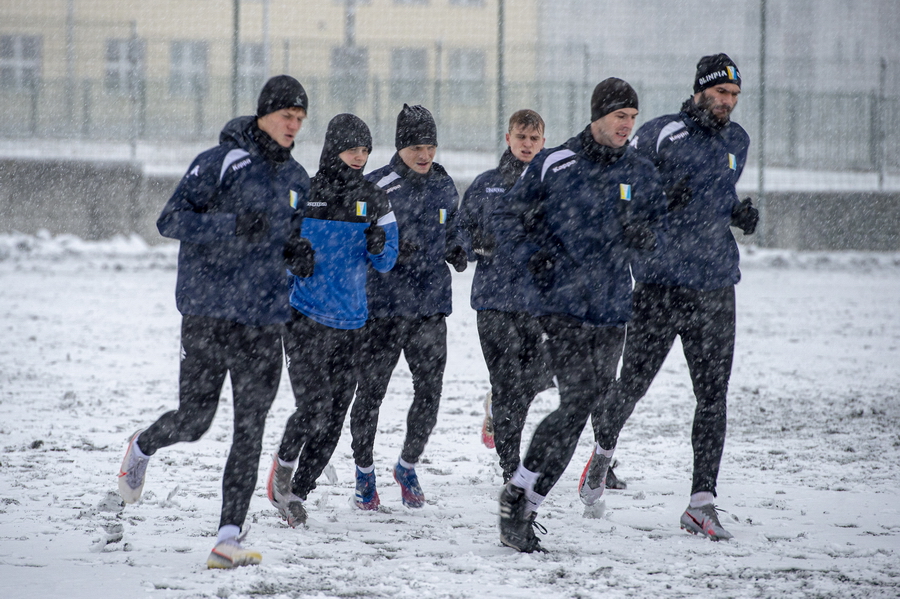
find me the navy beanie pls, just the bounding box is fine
[319,113,372,172]
[590,78,639,121]
[257,75,308,117]
[694,54,741,93]
[395,104,438,150]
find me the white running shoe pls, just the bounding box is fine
[266,453,307,527]
[577,451,611,506]
[207,533,262,569]
[117,430,149,504]
[680,503,734,541]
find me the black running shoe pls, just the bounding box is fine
[498,483,545,553]
[605,460,627,490]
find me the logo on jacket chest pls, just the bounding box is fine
[619,184,632,201]
[231,158,252,173]
[551,158,577,174]
[668,130,689,143]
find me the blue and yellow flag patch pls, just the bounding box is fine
[289,190,299,209]
[619,184,632,201]
[439,208,447,224]
[356,201,368,217]
[726,66,739,82]
[728,154,737,170]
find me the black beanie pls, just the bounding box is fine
[694,53,741,93]
[395,104,438,150]
[257,75,308,117]
[590,78,639,121]
[319,114,372,172]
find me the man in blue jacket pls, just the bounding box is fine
[349,104,466,510]
[116,75,311,568]
[494,79,667,552]
[457,109,553,483]
[580,54,759,542]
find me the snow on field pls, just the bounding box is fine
[1,232,899,599]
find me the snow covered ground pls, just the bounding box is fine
[1,232,899,599]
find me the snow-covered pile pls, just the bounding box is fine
[1,233,898,599]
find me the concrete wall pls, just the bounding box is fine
[1,158,899,251]
[0,159,176,243]
[753,192,900,251]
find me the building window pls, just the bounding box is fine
[391,47,427,103]
[169,40,208,97]
[448,48,485,105]
[239,42,266,99]
[0,35,42,90]
[105,38,145,95]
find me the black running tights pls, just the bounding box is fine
[137,315,282,531]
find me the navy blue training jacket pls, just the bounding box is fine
[157,116,310,326]
[457,148,533,312]
[630,102,750,290]
[494,130,667,327]
[365,153,462,318]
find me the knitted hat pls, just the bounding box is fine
[694,54,741,93]
[319,113,372,172]
[590,78,639,121]
[395,104,438,150]
[256,75,308,117]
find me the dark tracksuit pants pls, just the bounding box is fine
[477,309,553,480]
[591,282,735,496]
[137,315,282,531]
[351,314,447,469]
[521,316,625,498]
[277,310,360,499]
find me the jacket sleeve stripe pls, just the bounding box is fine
[374,172,401,188]
[377,210,397,227]
[540,149,577,182]
[219,149,251,183]
[656,121,686,153]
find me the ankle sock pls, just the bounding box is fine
[217,525,240,544]
[689,491,715,508]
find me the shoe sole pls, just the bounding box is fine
[577,453,604,506]
[117,430,146,504]
[207,548,262,569]
[680,513,732,541]
[482,392,495,448]
[481,418,495,449]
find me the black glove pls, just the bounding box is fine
[283,237,315,278]
[527,248,555,289]
[445,245,468,273]
[235,212,270,243]
[665,175,692,212]
[364,224,386,254]
[472,231,496,258]
[397,239,419,265]
[622,222,657,251]
[731,198,759,235]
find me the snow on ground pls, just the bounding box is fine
[1,233,899,599]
